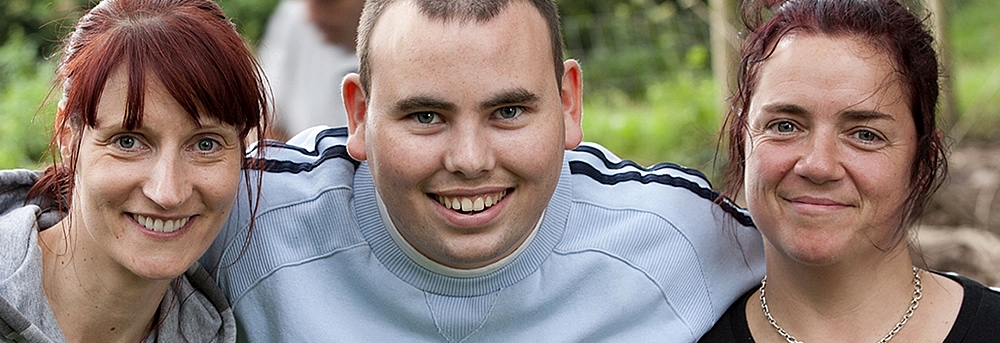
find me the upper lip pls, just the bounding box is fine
[431,187,511,213]
[431,186,511,197]
[129,212,193,221]
[785,196,849,206]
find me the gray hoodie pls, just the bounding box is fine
[0,169,236,343]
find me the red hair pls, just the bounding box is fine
[29,0,269,209]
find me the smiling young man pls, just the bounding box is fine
[204,0,764,341]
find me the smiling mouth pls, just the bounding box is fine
[132,214,190,233]
[434,190,508,214]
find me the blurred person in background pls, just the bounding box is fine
[258,0,365,141]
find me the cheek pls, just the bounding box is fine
[851,156,911,209]
[501,133,563,182]
[196,161,243,212]
[744,145,776,187]
[743,143,797,198]
[76,161,139,211]
[367,132,438,192]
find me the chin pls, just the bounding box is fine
[128,257,196,281]
[780,244,851,266]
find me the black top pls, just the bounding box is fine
[700,272,1000,342]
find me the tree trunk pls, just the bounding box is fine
[927,0,956,128]
[710,0,737,115]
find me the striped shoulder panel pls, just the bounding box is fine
[572,143,710,182]
[568,142,754,227]
[246,126,359,174]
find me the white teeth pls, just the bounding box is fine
[436,190,507,214]
[132,214,189,233]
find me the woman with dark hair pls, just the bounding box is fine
[0,0,268,341]
[701,0,1000,342]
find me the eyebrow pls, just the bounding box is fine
[392,88,541,114]
[761,103,895,122]
[479,88,540,111]
[394,96,456,113]
[760,103,808,115]
[840,110,894,122]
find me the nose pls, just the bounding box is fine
[443,122,495,179]
[793,131,845,184]
[143,152,191,210]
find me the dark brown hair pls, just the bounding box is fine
[355,0,565,97]
[721,0,946,244]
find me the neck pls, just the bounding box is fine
[39,219,170,343]
[751,243,916,342]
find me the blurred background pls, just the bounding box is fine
[1,0,997,283]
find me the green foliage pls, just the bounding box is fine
[215,0,283,44]
[558,0,711,99]
[949,0,1000,64]
[582,69,720,175]
[948,0,1000,142]
[0,0,84,61]
[0,33,56,170]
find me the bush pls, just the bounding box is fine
[0,32,56,170]
[582,69,721,178]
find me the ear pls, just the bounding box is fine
[342,73,368,161]
[561,60,583,150]
[56,108,75,160]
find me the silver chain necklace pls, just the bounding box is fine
[759,266,922,343]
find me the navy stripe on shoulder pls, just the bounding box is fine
[572,144,710,183]
[251,145,359,174]
[569,161,754,227]
[249,127,349,157]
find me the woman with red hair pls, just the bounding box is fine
[0,0,268,341]
[701,0,1000,342]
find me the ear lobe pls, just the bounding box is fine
[561,60,584,150]
[342,73,369,161]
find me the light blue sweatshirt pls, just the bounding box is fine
[205,126,765,342]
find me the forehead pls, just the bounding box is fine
[92,66,221,130]
[366,1,556,104]
[754,34,907,111]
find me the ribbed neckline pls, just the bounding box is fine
[352,162,573,297]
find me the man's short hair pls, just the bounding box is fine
[355,0,565,97]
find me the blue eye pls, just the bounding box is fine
[775,121,795,133]
[855,130,878,142]
[413,112,438,124]
[196,138,218,151]
[495,106,523,119]
[116,135,137,149]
